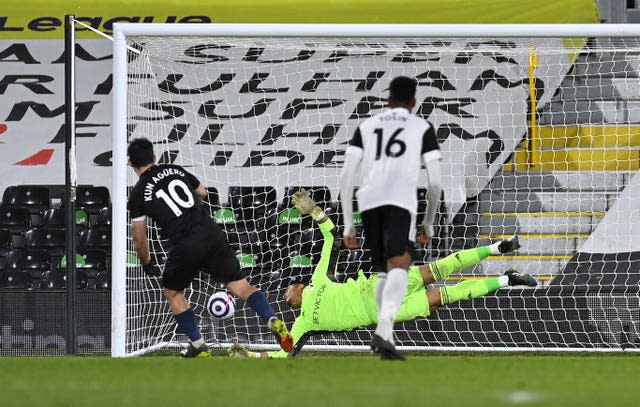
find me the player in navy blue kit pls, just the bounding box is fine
[340,76,443,360]
[127,138,292,357]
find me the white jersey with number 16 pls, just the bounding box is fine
[347,107,442,214]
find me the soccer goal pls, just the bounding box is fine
[112,24,640,357]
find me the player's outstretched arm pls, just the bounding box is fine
[292,188,326,223]
[291,189,339,284]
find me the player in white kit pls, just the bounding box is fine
[339,76,442,360]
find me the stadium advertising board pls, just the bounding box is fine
[0,0,601,39]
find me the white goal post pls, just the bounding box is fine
[112,23,640,357]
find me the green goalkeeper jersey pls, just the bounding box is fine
[267,218,427,358]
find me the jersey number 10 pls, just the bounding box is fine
[373,128,406,160]
[154,179,195,217]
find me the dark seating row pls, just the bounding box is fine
[1,185,111,229]
[0,248,109,290]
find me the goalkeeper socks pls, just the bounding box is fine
[173,308,202,343]
[375,268,408,343]
[438,278,502,306]
[246,290,276,323]
[429,247,491,282]
[375,273,387,313]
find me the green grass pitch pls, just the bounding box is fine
[2,352,639,406]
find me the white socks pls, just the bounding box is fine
[375,268,408,343]
[375,272,387,312]
[498,275,509,288]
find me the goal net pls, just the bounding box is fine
[112,24,640,356]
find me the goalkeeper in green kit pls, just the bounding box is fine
[229,189,537,359]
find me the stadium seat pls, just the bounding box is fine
[77,250,109,290]
[21,250,53,289]
[298,227,323,262]
[1,185,50,226]
[416,188,428,226]
[0,249,30,288]
[337,249,370,282]
[77,227,111,252]
[0,269,30,288]
[279,250,314,287]
[0,228,12,255]
[235,250,262,286]
[43,207,90,233]
[54,253,89,289]
[334,196,364,238]
[202,187,220,217]
[0,207,31,235]
[24,228,68,258]
[228,186,277,230]
[263,236,295,273]
[94,207,111,227]
[76,186,111,216]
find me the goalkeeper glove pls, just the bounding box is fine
[292,188,325,221]
[292,188,316,215]
[228,343,266,358]
[142,257,161,277]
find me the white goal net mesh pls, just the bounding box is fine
[122,34,640,355]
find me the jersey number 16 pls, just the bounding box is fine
[373,128,406,160]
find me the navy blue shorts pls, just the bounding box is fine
[162,223,243,291]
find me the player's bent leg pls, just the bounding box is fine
[426,247,491,283]
[226,278,258,301]
[227,279,277,322]
[439,278,503,306]
[163,288,189,314]
[226,279,293,352]
[438,269,536,307]
[426,289,441,312]
[423,238,520,284]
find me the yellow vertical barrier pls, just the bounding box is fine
[529,44,539,169]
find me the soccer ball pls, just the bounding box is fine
[206,291,236,320]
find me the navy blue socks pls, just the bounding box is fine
[246,290,276,322]
[173,308,202,343]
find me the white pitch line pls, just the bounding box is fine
[504,391,543,404]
